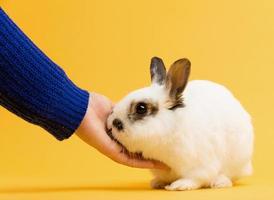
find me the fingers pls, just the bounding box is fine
[78,124,169,170]
[150,161,170,170]
[103,138,170,170]
[115,153,169,170]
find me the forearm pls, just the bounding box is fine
[0,8,89,140]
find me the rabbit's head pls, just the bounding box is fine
[107,57,191,155]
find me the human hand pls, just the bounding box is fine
[76,92,169,170]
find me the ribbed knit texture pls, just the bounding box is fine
[0,8,89,140]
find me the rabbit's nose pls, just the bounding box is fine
[112,118,124,131]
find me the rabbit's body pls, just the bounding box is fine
[107,58,253,190]
[149,80,253,189]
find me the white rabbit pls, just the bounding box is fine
[107,57,253,191]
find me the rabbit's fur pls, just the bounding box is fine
[107,57,253,190]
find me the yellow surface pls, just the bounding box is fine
[0,0,274,199]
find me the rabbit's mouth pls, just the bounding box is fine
[107,128,144,160]
[107,128,123,145]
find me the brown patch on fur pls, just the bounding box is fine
[166,98,185,110]
[128,100,159,122]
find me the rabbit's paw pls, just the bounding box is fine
[165,179,201,191]
[210,175,232,188]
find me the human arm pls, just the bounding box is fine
[0,8,167,169]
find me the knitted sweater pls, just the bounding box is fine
[0,8,89,140]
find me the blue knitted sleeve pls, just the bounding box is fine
[0,8,89,140]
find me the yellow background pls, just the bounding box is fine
[1,0,274,199]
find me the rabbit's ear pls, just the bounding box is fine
[150,57,166,85]
[166,58,191,108]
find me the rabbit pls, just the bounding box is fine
[107,57,253,191]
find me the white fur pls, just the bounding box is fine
[107,80,253,190]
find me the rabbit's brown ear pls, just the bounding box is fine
[166,58,191,109]
[150,57,166,85]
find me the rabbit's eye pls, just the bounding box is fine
[128,101,158,122]
[136,102,147,115]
